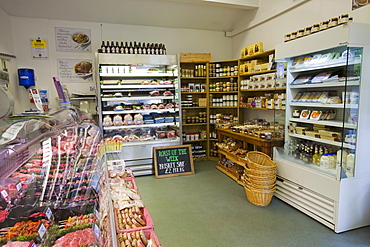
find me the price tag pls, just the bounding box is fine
[28,241,36,247]
[1,190,10,202]
[16,182,23,192]
[92,224,101,242]
[37,222,47,239]
[45,207,54,221]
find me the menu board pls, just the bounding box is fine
[153,145,194,178]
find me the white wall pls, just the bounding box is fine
[231,0,370,58]
[0,8,14,55]
[8,17,232,113]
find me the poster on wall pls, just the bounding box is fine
[31,38,49,58]
[57,59,93,82]
[55,27,91,53]
[352,0,370,10]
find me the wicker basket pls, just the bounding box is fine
[244,177,276,186]
[244,166,276,176]
[244,186,276,206]
[246,151,277,170]
[245,171,276,180]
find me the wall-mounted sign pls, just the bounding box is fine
[55,27,91,53]
[57,59,93,82]
[31,38,48,58]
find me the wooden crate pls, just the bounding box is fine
[180,53,211,62]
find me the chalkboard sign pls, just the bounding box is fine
[153,144,195,178]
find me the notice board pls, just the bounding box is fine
[153,144,194,178]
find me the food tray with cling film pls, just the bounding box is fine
[117,229,162,247]
[114,206,154,233]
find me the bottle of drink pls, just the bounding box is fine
[142,42,147,54]
[336,148,348,171]
[133,41,138,54]
[346,149,355,177]
[159,43,163,55]
[106,41,111,53]
[129,42,133,54]
[138,42,142,54]
[100,41,106,53]
[328,153,335,169]
[151,43,155,55]
[115,41,120,53]
[163,44,167,55]
[111,41,116,53]
[320,154,330,169]
[154,43,159,55]
[119,42,124,54]
[312,146,320,165]
[124,42,129,54]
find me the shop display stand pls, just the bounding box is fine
[96,54,182,176]
[274,23,370,233]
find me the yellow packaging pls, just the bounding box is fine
[305,131,320,138]
[295,127,307,135]
[249,45,255,56]
[253,42,264,54]
[198,98,207,107]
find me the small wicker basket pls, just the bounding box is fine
[246,151,277,170]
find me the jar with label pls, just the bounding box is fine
[311,24,320,33]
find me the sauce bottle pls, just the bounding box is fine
[320,154,330,169]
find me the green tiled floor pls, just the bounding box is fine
[135,161,370,247]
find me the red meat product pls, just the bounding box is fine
[167,130,176,139]
[163,91,173,96]
[158,104,165,109]
[149,90,160,96]
[0,210,8,222]
[3,241,31,247]
[53,228,98,247]
[165,103,174,109]
[143,104,151,110]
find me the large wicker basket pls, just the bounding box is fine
[244,186,276,207]
[246,151,277,170]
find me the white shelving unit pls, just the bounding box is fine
[274,23,370,233]
[96,54,182,176]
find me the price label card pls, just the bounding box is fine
[1,190,10,202]
[16,182,23,192]
[93,224,101,242]
[45,207,54,221]
[37,222,47,239]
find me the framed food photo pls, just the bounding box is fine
[57,59,93,82]
[55,27,92,53]
[353,0,369,10]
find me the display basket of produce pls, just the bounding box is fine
[244,185,276,207]
[117,229,162,247]
[115,206,154,233]
[246,151,277,170]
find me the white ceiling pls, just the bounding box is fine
[0,0,259,32]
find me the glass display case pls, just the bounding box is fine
[96,54,182,176]
[274,23,370,233]
[0,109,113,246]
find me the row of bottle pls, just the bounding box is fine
[288,140,355,177]
[209,64,238,77]
[99,41,167,55]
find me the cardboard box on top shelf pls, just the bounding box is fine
[180,53,211,62]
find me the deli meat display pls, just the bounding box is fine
[0,108,162,246]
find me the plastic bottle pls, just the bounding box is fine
[336,149,348,171]
[320,154,330,169]
[328,153,335,169]
[346,150,355,177]
[312,146,320,165]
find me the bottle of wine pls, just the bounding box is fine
[101,41,106,53]
[111,41,115,53]
[133,41,138,54]
[159,43,163,55]
[151,43,155,55]
[138,42,142,54]
[120,42,124,54]
[106,41,111,53]
[115,41,120,53]
[147,43,152,55]
[124,42,129,54]
[129,42,133,54]
[154,43,159,55]
[162,44,167,55]
[142,42,147,54]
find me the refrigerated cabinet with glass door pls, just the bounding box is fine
[274,23,370,233]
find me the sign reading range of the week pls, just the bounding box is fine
[153,145,195,178]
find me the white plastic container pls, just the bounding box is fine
[346,150,355,177]
[328,153,336,169]
[336,149,348,171]
[320,154,330,169]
